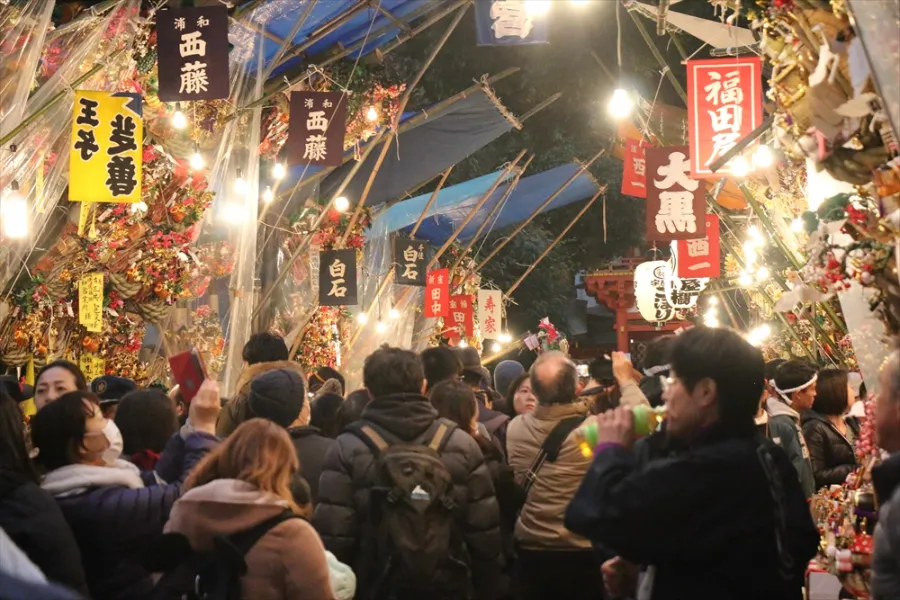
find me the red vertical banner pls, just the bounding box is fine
[425,268,449,318]
[675,214,720,278]
[687,57,763,178]
[448,295,474,338]
[621,138,649,198]
[645,146,707,242]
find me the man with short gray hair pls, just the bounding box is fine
[506,351,602,600]
[871,348,900,600]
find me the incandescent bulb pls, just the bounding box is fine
[708,296,719,306]
[743,241,757,264]
[334,196,350,212]
[738,271,753,287]
[756,266,770,281]
[190,151,205,171]
[376,320,387,334]
[499,332,512,344]
[366,106,378,122]
[1,184,27,239]
[356,312,368,325]
[389,308,400,320]
[272,162,286,180]
[223,203,243,224]
[262,186,274,203]
[753,144,774,169]
[705,316,719,328]
[608,88,633,120]
[171,108,187,130]
[730,155,751,178]
[791,217,804,233]
[458,339,468,348]
[491,342,502,353]
[525,0,551,15]
[234,173,247,196]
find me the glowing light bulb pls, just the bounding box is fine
[753,144,774,169]
[499,332,512,344]
[223,202,243,224]
[704,308,718,323]
[738,271,753,287]
[608,88,633,120]
[756,266,770,282]
[366,106,378,122]
[705,316,719,328]
[171,105,187,130]
[356,312,368,325]
[130,201,148,214]
[708,296,719,306]
[388,308,400,320]
[262,186,274,203]
[376,320,387,333]
[190,150,205,171]
[234,169,246,195]
[730,155,751,178]
[525,0,551,15]
[758,323,772,339]
[791,217,804,233]
[743,241,757,264]
[272,162,286,180]
[458,339,468,348]
[334,196,350,212]
[1,183,27,239]
[491,342,502,353]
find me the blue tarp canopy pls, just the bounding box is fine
[236,1,434,75]
[382,163,599,244]
[319,89,519,208]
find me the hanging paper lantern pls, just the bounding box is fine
[635,261,676,323]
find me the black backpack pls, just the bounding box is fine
[347,419,471,600]
[143,510,298,600]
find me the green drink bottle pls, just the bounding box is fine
[576,405,666,458]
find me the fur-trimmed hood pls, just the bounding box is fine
[234,360,307,398]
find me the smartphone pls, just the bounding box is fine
[168,349,207,404]
[576,364,590,378]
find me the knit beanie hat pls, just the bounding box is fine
[247,368,306,428]
[494,360,525,396]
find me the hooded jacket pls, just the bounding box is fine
[288,425,336,505]
[42,432,217,600]
[0,471,88,594]
[217,360,307,437]
[506,400,593,551]
[165,479,335,600]
[766,396,816,498]
[313,393,504,599]
[801,410,860,489]
[565,423,819,600]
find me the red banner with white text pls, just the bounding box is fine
[675,214,720,278]
[425,269,449,318]
[621,138,649,198]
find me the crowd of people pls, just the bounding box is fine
[0,326,898,600]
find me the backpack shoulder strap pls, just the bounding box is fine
[227,510,299,557]
[426,419,458,453]
[521,416,584,497]
[483,413,510,433]
[344,420,392,456]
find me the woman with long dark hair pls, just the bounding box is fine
[501,373,537,418]
[164,419,337,599]
[802,368,861,489]
[0,388,87,593]
[33,360,87,411]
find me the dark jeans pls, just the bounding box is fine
[513,548,604,600]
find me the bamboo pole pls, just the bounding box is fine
[710,281,741,329]
[627,7,687,104]
[262,0,317,79]
[374,0,472,57]
[339,3,471,247]
[517,93,563,123]
[271,0,370,71]
[505,186,606,298]
[471,149,606,275]
[410,167,454,236]
[450,155,534,275]
[268,67,520,205]
[0,47,126,148]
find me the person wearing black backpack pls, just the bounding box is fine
[313,345,504,600]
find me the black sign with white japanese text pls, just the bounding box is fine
[318,249,358,307]
[393,238,428,287]
[156,6,230,102]
[287,91,348,167]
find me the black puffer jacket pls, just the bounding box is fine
[801,411,860,490]
[313,393,504,599]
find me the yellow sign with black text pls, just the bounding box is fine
[69,91,143,203]
[78,273,104,333]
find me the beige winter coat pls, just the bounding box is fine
[165,479,335,600]
[506,401,594,551]
[216,360,308,437]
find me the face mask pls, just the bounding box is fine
[101,419,124,466]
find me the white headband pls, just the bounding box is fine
[774,374,818,405]
[643,364,671,377]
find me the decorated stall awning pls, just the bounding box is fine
[381,163,600,243]
[318,88,521,208]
